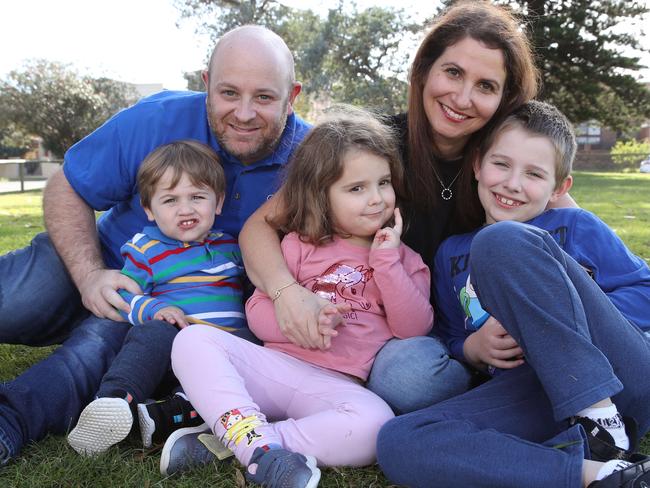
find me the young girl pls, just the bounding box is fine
[168,108,433,488]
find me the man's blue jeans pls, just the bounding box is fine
[377,222,650,488]
[0,233,129,460]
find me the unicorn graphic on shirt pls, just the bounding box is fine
[304,262,374,311]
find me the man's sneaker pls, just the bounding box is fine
[588,457,650,487]
[138,393,204,448]
[160,423,215,476]
[571,416,643,462]
[67,397,133,456]
[246,445,320,488]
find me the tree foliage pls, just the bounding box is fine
[0,60,138,157]
[0,113,32,159]
[184,70,205,92]
[492,0,650,132]
[610,139,650,167]
[307,6,416,111]
[173,0,417,114]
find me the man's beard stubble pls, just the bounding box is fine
[206,97,288,164]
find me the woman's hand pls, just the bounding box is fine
[463,317,524,371]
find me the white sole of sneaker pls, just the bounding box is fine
[159,422,209,476]
[137,403,155,449]
[67,397,133,456]
[304,455,321,488]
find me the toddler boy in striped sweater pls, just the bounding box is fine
[67,140,245,456]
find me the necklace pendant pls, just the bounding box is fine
[441,188,453,200]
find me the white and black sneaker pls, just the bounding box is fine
[68,396,134,456]
[137,392,204,448]
[588,457,650,487]
[571,416,642,462]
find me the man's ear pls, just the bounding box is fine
[143,206,156,222]
[550,175,573,203]
[215,195,225,216]
[286,82,302,115]
[201,70,210,91]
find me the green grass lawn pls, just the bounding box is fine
[0,171,648,487]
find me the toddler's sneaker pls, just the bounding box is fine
[588,457,650,487]
[138,392,204,448]
[67,397,133,456]
[246,445,320,488]
[160,423,215,476]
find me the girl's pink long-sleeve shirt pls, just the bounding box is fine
[246,233,433,380]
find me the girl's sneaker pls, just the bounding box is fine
[246,445,320,488]
[67,397,133,456]
[159,423,214,476]
[137,393,204,448]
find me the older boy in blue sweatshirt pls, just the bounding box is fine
[377,101,650,488]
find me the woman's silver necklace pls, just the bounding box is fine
[431,165,462,201]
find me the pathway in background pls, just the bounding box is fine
[0,180,47,194]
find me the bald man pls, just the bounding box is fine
[0,26,310,465]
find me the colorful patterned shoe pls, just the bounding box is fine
[137,393,204,448]
[67,397,133,456]
[246,445,320,488]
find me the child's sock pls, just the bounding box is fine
[595,459,632,481]
[577,404,629,450]
[214,407,282,466]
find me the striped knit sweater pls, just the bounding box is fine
[118,226,245,330]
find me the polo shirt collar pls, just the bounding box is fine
[142,225,216,247]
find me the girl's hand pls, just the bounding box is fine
[371,208,403,250]
[275,285,336,349]
[317,302,351,349]
[462,317,524,371]
[154,306,189,329]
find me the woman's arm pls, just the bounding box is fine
[239,194,332,349]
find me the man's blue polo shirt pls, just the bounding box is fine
[63,90,311,269]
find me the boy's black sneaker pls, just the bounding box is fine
[137,393,204,448]
[588,457,650,487]
[571,416,642,462]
